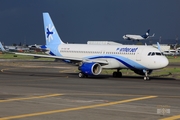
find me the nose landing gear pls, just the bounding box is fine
[143,70,150,80]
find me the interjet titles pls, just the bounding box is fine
[116,47,138,52]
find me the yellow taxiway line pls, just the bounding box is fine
[0,96,157,120]
[0,94,62,103]
[160,115,180,120]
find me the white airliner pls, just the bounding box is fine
[162,50,179,56]
[15,13,169,80]
[0,42,29,52]
[123,29,155,41]
[156,43,180,56]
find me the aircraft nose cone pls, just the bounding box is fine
[161,57,169,68]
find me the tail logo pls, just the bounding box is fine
[46,24,54,42]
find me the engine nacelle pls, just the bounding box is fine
[79,62,102,75]
[133,70,153,75]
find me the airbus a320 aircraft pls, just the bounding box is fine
[123,29,155,41]
[16,13,168,80]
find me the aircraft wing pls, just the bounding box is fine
[15,53,109,64]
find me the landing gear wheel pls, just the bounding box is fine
[113,72,117,77]
[85,74,88,78]
[113,71,122,78]
[79,72,84,78]
[78,72,88,78]
[144,76,150,80]
[118,72,122,77]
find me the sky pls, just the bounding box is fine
[0,0,180,45]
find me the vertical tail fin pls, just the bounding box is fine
[146,29,150,35]
[157,42,161,51]
[43,13,64,45]
[0,41,6,52]
[141,29,150,39]
[174,43,177,50]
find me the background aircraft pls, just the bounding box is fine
[156,43,180,56]
[163,50,179,56]
[123,29,155,41]
[15,13,168,80]
[28,44,49,53]
[0,42,29,52]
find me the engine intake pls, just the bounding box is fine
[79,62,102,75]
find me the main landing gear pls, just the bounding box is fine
[78,72,88,78]
[113,69,122,78]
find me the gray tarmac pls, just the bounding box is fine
[0,60,180,120]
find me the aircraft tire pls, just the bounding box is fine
[113,72,122,78]
[113,72,117,77]
[118,72,122,77]
[78,72,84,78]
[144,77,150,80]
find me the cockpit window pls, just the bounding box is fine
[156,52,161,56]
[148,52,164,56]
[148,52,151,56]
[151,52,155,56]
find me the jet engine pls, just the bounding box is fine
[79,62,102,76]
